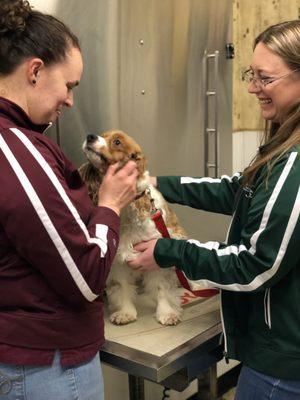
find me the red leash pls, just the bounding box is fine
[151,209,218,298]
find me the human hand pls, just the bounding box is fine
[149,176,157,187]
[127,239,160,272]
[98,161,138,215]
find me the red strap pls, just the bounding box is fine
[151,210,171,238]
[151,210,218,298]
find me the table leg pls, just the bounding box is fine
[196,364,218,400]
[128,375,145,400]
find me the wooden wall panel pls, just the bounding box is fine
[233,0,300,131]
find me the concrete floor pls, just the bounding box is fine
[221,387,236,399]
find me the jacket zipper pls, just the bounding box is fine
[43,122,53,133]
[264,288,272,329]
[220,186,253,363]
[219,291,229,363]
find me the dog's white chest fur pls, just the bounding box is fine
[118,185,166,263]
[106,183,182,326]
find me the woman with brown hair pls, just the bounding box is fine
[0,0,137,398]
[129,20,300,399]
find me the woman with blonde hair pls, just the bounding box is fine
[129,20,300,399]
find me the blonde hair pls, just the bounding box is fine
[243,20,300,186]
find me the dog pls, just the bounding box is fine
[80,130,187,325]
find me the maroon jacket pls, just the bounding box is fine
[0,97,120,365]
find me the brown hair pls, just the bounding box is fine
[243,20,300,186]
[0,0,80,75]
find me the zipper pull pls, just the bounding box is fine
[243,185,253,198]
[223,350,229,364]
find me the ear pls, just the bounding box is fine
[135,153,147,176]
[26,58,44,86]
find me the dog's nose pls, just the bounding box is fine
[86,134,98,143]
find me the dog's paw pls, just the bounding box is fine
[157,313,181,326]
[110,311,137,325]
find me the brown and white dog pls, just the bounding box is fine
[80,130,187,325]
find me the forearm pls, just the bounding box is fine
[0,129,121,305]
[157,174,242,215]
[154,152,300,292]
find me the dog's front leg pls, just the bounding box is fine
[106,263,138,325]
[155,286,182,326]
[143,269,182,325]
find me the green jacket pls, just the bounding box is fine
[155,149,300,379]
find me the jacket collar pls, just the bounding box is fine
[0,97,51,133]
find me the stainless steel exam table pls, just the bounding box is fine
[100,294,223,400]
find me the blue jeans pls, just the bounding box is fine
[0,351,104,399]
[235,365,300,400]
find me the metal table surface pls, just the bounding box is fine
[100,293,223,399]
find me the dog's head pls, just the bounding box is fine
[82,129,148,194]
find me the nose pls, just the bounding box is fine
[65,92,74,108]
[86,134,98,143]
[248,80,261,94]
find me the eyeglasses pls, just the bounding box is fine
[242,68,300,87]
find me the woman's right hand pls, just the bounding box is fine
[149,176,157,187]
[98,161,138,215]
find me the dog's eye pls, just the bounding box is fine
[130,153,137,159]
[114,139,121,146]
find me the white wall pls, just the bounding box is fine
[232,131,262,173]
[28,0,58,13]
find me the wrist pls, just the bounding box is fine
[98,202,120,216]
[149,176,157,187]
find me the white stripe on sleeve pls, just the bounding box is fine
[249,152,298,255]
[0,134,98,301]
[184,153,300,292]
[10,128,108,257]
[180,173,241,185]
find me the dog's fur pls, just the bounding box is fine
[80,130,187,325]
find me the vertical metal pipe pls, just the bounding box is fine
[128,375,145,400]
[203,50,209,176]
[196,365,218,400]
[204,51,219,178]
[214,51,219,178]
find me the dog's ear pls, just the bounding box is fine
[78,162,103,206]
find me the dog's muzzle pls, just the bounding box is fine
[87,134,107,147]
[82,134,109,170]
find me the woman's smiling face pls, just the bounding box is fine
[27,46,83,125]
[248,42,300,122]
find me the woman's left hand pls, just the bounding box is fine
[127,239,160,272]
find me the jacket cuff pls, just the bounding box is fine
[90,206,120,235]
